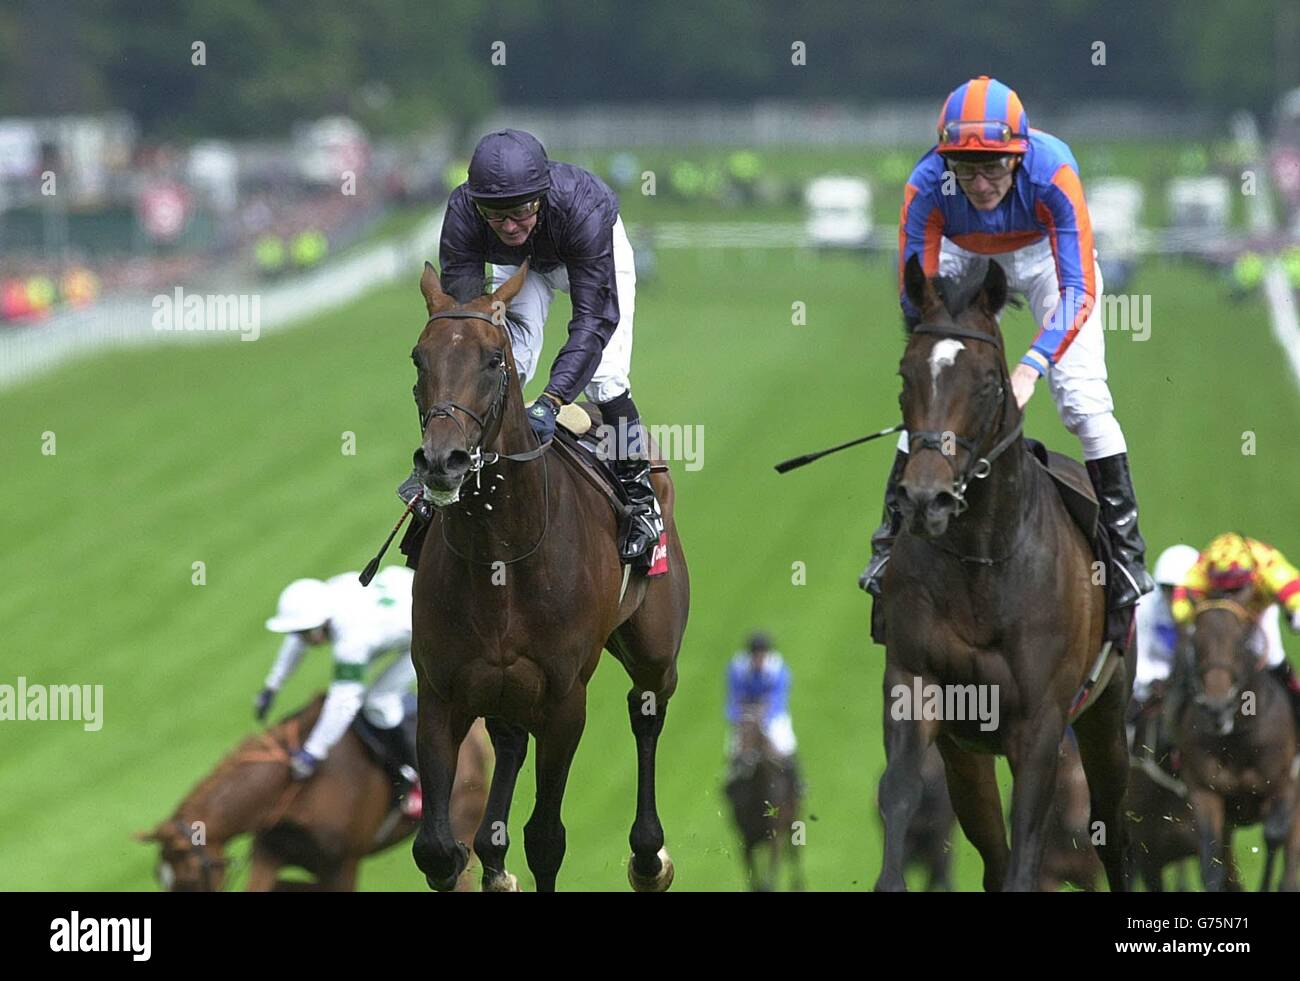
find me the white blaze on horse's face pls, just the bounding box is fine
[928,339,966,389]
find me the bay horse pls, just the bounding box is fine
[878,745,956,891]
[1177,596,1299,890]
[724,708,805,891]
[136,696,490,891]
[407,263,690,892]
[875,256,1130,892]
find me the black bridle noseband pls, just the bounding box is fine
[906,323,1023,516]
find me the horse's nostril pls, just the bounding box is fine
[413,446,431,471]
[445,450,471,474]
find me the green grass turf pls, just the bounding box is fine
[0,248,1296,891]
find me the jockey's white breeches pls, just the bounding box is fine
[490,215,636,404]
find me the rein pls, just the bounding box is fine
[906,322,1025,565]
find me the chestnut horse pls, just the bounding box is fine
[875,256,1130,892]
[1178,597,1300,890]
[137,696,490,890]
[407,263,690,892]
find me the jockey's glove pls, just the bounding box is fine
[254,687,276,722]
[289,749,320,781]
[527,391,562,444]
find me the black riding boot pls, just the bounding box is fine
[858,448,908,596]
[1085,453,1155,611]
[1268,662,1300,730]
[599,393,664,565]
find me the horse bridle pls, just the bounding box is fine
[417,309,548,474]
[162,818,227,890]
[1189,598,1256,727]
[906,323,1024,515]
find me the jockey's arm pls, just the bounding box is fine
[301,649,368,761]
[264,633,308,691]
[437,190,490,303]
[544,217,620,403]
[1252,541,1300,629]
[897,176,944,326]
[1021,166,1096,379]
[725,662,745,724]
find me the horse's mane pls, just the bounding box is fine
[172,695,325,815]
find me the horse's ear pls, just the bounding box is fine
[490,260,530,307]
[977,257,1009,317]
[903,254,942,320]
[420,261,448,316]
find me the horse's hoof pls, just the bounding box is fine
[628,847,674,892]
[483,871,520,892]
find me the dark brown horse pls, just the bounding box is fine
[724,708,805,891]
[136,696,490,891]
[407,263,690,892]
[875,256,1130,892]
[878,745,956,891]
[1177,597,1299,890]
[1039,732,1103,891]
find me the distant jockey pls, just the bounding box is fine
[257,565,422,816]
[725,632,802,787]
[1168,533,1300,728]
[398,128,664,570]
[861,76,1155,631]
[1133,544,1202,706]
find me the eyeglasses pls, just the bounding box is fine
[475,199,542,224]
[945,156,1017,180]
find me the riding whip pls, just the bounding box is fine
[359,496,419,586]
[773,423,904,474]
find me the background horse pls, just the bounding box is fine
[724,707,805,891]
[137,696,490,891]
[1039,733,1103,891]
[876,256,1130,892]
[1178,596,1299,890]
[407,263,690,892]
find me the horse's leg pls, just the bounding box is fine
[1283,794,1300,892]
[523,687,586,893]
[245,844,281,892]
[317,859,358,892]
[935,733,1008,891]
[412,689,471,892]
[1002,706,1067,892]
[450,717,492,892]
[875,666,939,891]
[473,717,529,892]
[1189,788,1227,891]
[1072,674,1133,892]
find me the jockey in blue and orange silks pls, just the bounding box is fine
[860,75,1155,623]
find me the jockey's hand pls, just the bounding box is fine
[527,392,561,444]
[1010,363,1039,410]
[254,687,276,722]
[289,749,320,781]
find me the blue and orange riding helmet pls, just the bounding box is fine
[936,76,1030,155]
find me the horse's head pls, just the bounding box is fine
[411,262,529,506]
[1191,594,1258,735]
[134,820,227,892]
[896,255,1017,537]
